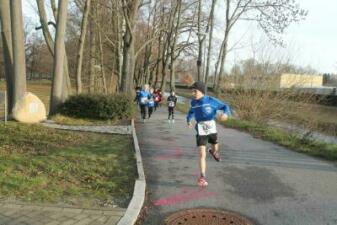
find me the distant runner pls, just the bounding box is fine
[167,91,178,123]
[139,84,151,122]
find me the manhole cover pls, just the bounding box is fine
[164,208,254,225]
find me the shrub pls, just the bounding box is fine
[58,94,135,120]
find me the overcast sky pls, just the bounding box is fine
[284,0,337,73]
[22,0,337,74]
[218,0,337,74]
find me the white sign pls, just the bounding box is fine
[29,102,39,113]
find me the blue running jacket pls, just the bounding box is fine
[186,95,232,123]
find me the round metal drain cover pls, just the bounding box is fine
[164,208,254,225]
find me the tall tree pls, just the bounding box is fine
[169,0,183,92]
[10,0,27,105]
[120,0,140,93]
[88,0,97,93]
[214,0,307,94]
[196,0,206,82]
[75,0,91,94]
[0,0,14,113]
[49,0,68,115]
[204,0,217,91]
[36,0,71,99]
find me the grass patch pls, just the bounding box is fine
[0,122,136,208]
[176,89,337,137]
[176,102,337,161]
[51,114,129,126]
[223,119,337,161]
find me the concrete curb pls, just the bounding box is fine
[116,119,146,225]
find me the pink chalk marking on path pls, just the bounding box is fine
[154,147,183,161]
[192,171,200,176]
[152,187,216,206]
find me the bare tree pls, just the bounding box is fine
[204,0,217,91]
[49,0,68,115]
[168,0,183,92]
[75,0,91,94]
[49,0,72,98]
[214,0,307,95]
[196,0,206,82]
[10,0,27,105]
[0,0,14,113]
[88,0,97,93]
[36,0,71,99]
[120,0,140,93]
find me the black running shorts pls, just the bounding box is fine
[196,133,218,146]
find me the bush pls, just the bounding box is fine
[58,94,135,120]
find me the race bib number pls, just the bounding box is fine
[168,101,175,107]
[140,97,147,104]
[197,120,217,136]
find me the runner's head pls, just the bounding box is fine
[143,84,150,92]
[171,91,175,96]
[190,81,205,100]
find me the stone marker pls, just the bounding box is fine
[12,92,47,123]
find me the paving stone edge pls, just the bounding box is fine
[115,119,146,225]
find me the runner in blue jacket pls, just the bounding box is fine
[187,81,232,187]
[139,84,151,122]
[147,88,155,119]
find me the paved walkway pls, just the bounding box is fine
[0,203,125,225]
[136,106,337,225]
[0,125,131,225]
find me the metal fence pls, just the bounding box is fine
[0,91,7,124]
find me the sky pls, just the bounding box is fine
[284,0,337,73]
[22,0,337,74]
[216,0,337,74]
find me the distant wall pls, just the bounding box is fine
[280,73,323,88]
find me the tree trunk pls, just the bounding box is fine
[98,27,107,94]
[75,0,91,94]
[50,0,58,19]
[204,0,217,93]
[213,40,223,88]
[169,58,176,91]
[89,6,96,93]
[10,0,27,105]
[0,0,14,114]
[196,0,204,82]
[121,29,132,92]
[215,0,230,96]
[160,67,167,92]
[49,0,68,115]
[169,0,182,92]
[115,0,123,91]
[120,0,140,93]
[36,0,71,99]
[215,31,229,95]
[49,0,71,98]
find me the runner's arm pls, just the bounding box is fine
[211,97,232,116]
[186,107,194,125]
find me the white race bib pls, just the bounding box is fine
[140,97,148,104]
[168,101,175,107]
[197,120,217,136]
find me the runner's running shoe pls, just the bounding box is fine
[197,176,208,187]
